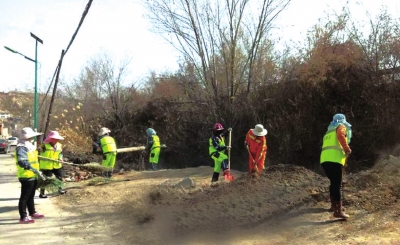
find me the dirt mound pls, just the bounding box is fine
[52,152,400,245]
[343,153,400,213]
[166,165,327,235]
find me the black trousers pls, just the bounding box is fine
[41,168,64,193]
[19,179,37,219]
[42,168,63,181]
[321,161,343,201]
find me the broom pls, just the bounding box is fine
[38,156,111,173]
[36,176,64,193]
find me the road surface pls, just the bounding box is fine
[0,150,76,245]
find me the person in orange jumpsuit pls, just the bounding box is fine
[245,124,268,176]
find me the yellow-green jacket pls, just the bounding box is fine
[320,125,348,165]
[15,148,39,179]
[39,142,63,170]
[100,136,117,154]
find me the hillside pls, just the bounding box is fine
[50,149,400,245]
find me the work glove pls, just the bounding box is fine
[38,171,46,181]
[32,168,46,181]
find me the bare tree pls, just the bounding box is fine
[62,53,134,131]
[346,7,400,82]
[144,0,291,100]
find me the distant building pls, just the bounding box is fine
[0,111,10,119]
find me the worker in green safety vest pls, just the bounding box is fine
[38,130,66,198]
[209,123,232,185]
[320,113,352,219]
[145,128,161,170]
[96,127,117,177]
[15,127,46,224]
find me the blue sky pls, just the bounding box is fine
[0,0,399,93]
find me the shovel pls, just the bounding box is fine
[225,128,234,181]
[246,144,258,175]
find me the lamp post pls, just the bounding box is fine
[4,32,43,136]
[31,33,43,134]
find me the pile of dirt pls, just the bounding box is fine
[165,165,327,235]
[345,153,400,211]
[52,148,400,244]
[53,164,329,244]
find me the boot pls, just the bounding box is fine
[329,196,345,212]
[328,196,334,212]
[39,189,47,198]
[211,172,219,183]
[333,201,349,219]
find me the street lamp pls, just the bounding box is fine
[4,32,43,137]
[31,32,43,135]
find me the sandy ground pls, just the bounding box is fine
[2,149,400,245]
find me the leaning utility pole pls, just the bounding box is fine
[44,50,65,135]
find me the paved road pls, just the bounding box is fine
[0,151,74,245]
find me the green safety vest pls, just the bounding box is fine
[100,136,117,154]
[209,136,225,156]
[15,148,39,179]
[39,143,63,170]
[151,135,160,151]
[320,125,347,165]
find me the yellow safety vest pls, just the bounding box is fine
[39,143,63,170]
[320,126,347,165]
[100,136,117,154]
[151,135,160,150]
[15,148,39,179]
[209,135,226,156]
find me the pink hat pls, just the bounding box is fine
[43,131,64,143]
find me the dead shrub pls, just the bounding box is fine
[149,190,163,205]
[136,212,155,225]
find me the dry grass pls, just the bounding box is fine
[37,177,64,193]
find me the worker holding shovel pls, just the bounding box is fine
[320,113,352,219]
[245,124,268,177]
[209,123,233,185]
[38,131,66,198]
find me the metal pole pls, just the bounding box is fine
[34,39,38,133]
[30,32,43,140]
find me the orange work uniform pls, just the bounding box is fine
[245,129,267,174]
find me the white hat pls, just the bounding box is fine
[21,127,43,139]
[98,127,111,136]
[252,124,267,136]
